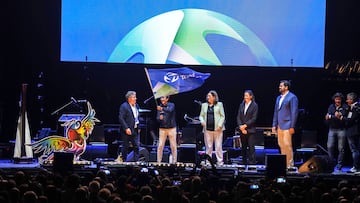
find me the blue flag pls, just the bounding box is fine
[145,67,211,99]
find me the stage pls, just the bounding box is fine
[1,134,359,184]
[2,147,360,183]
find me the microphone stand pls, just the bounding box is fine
[51,99,74,116]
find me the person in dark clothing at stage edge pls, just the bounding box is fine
[156,95,177,164]
[325,92,347,172]
[118,91,140,162]
[272,80,298,170]
[236,90,258,165]
[336,92,360,173]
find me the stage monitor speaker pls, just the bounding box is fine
[298,155,334,173]
[81,144,108,160]
[179,144,197,163]
[53,152,74,174]
[149,149,170,162]
[266,154,286,178]
[126,147,150,162]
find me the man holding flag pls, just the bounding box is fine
[156,95,177,163]
[145,67,210,164]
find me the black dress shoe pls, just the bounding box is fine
[248,161,257,165]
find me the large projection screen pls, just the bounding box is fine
[61,0,326,68]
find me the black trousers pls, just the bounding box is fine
[240,133,256,164]
[121,128,139,161]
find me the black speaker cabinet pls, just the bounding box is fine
[298,155,334,173]
[53,152,74,174]
[266,154,286,178]
[81,144,109,160]
[126,147,150,162]
[149,147,170,162]
[179,144,196,163]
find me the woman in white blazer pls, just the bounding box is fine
[199,90,226,165]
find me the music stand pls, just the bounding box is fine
[50,98,85,135]
[51,100,74,116]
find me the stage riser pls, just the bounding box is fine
[81,144,315,165]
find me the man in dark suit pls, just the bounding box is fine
[237,90,258,165]
[119,91,140,162]
[272,80,298,168]
[336,92,360,173]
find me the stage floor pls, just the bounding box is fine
[2,144,360,182]
[1,158,360,182]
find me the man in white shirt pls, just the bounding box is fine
[119,91,140,162]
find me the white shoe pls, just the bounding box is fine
[115,155,123,162]
[348,167,359,173]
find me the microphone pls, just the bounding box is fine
[77,99,87,103]
[71,97,77,103]
[194,100,202,105]
[143,95,154,104]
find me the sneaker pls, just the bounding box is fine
[348,167,360,173]
[287,166,298,173]
[334,164,343,172]
[217,162,224,166]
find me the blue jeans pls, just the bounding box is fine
[327,128,346,166]
[346,126,360,169]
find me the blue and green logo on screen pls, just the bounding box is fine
[108,9,277,66]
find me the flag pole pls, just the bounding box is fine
[144,68,159,106]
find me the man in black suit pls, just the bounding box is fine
[119,91,140,162]
[236,90,258,165]
[337,92,360,173]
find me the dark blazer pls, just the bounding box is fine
[325,103,347,129]
[343,102,360,135]
[156,102,176,128]
[272,91,298,130]
[118,102,140,132]
[236,101,258,134]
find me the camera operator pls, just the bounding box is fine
[336,92,360,173]
[325,92,347,171]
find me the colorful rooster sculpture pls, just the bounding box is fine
[29,102,100,164]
